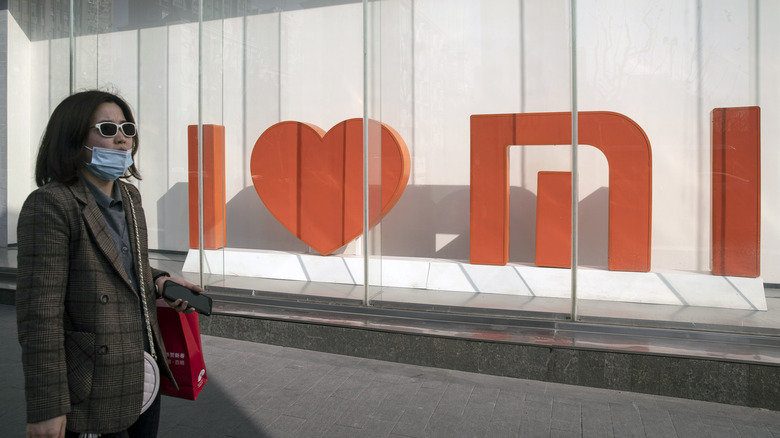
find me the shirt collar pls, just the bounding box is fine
[83,178,123,209]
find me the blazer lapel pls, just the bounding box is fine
[71,178,136,290]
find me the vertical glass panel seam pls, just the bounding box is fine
[570,0,579,321]
[198,0,204,288]
[69,0,74,94]
[362,0,369,306]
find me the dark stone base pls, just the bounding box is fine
[199,313,780,411]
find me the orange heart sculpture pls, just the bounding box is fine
[250,119,411,255]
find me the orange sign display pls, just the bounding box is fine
[711,107,761,277]
[470,112,653,272]
[535,171,572,269]
[187,124,226,250]
[249,119,410,255]
[187,108,760,278]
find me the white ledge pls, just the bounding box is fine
[184,249,767,311]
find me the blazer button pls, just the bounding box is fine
[98,346,108,355]
[100,295,110,304]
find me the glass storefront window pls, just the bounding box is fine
[5,0,779,335]
[369,1,576,315]
[572,1,772,332]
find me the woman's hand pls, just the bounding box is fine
[155,276,202,314]
[26,415,66,438]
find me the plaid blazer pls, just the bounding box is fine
[16,177,177,433]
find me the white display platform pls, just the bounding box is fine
[184,249,767,311]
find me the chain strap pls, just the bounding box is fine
[122,183,157,362]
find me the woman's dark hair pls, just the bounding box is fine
[35,89,141,187]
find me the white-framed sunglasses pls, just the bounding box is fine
[93,122,138,138]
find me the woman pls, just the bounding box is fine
[16,90,202,437]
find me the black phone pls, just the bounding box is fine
[162,280,212,315]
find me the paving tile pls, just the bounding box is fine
[731,421,774,438]
[636,405,677,437]
[391,380,449,438]
[668,410,708,438]
[518,395,553,437]
[456,386,500,437]
[550,400,581,434]
[701,414,741,438]
[421,382,485,437]
[431,382,473,416]
[322,422,372,438]
[517,418,552,437]
[609,402,645,438]
[293,393,361,438]
[335,379,395,429]
[264,414,306,437]
[281,363,333,394]
[370,376,424,424]
[420,411,462,438]
[485,389,524,437]
[350,416,399,438]
[206,402,268,437]
[286,373,352,420]
[331,371,376,401]
[581,401,614,437]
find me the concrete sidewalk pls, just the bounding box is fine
[2,304,780,437]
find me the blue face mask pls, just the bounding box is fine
[83,145,134,181]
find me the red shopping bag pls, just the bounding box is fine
[156,299,208,400]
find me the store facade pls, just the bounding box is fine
[3,0,779,334]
